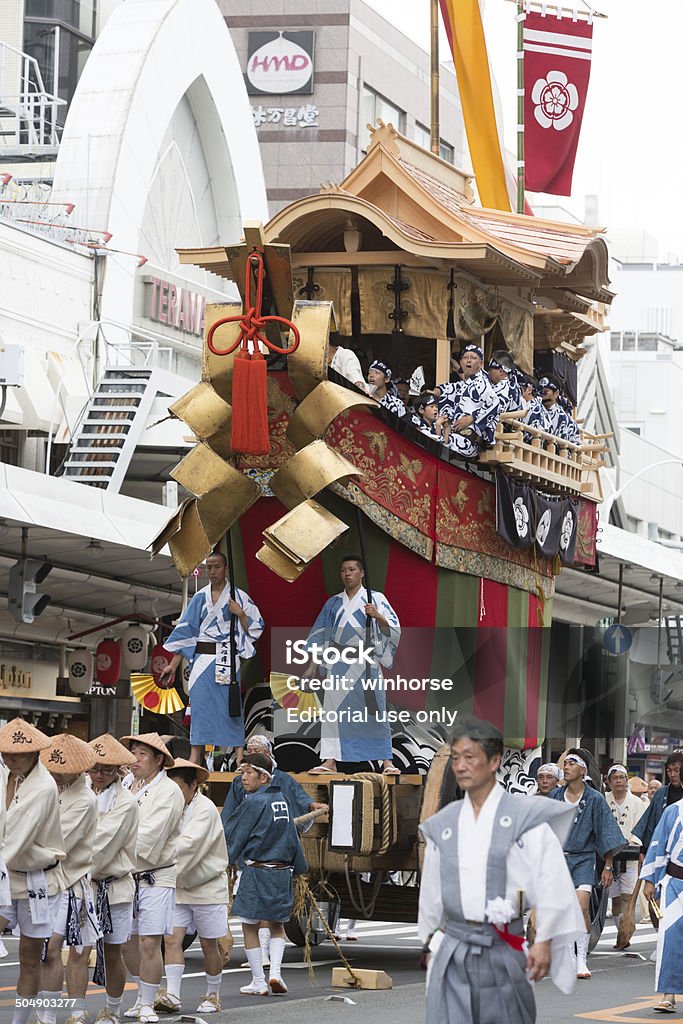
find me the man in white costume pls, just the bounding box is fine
[88,734,139,1024]
[157,758,229,1015]
[38,735,99,1024]
[0,719,65,1024]
[418,717,584,1024]
[604,763,645,943]
[120,734,184,1024]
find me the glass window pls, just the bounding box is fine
[610,334,621,351]
[23,21,93,108]
[439,140,454,164]
[414,122,454,162]
[25,0,96,37]
[622,334,636,352]
[361,86,405,151]
[637,336,657,351]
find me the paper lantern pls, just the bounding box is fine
[68,649,94,695]
[121,625,149,671]
[151,644,173,684]
[130,673,185,714]
[96,639,121,687]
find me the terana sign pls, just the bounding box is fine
[246,31,315,96]
[144,276,206,337]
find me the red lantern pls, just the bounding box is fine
[96,638,122,686]
[151,644,173,684]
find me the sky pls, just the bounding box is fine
[364,0,683,259]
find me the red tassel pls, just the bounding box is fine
[231,349,270,455]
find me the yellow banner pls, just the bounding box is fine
[440,0,511,212]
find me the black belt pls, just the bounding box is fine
[15,861,59,874]
[666,861,683,880]
[196,641,217,654]
[250,861,292,869]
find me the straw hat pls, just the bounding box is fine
[628,775,648,795]
[0,717,51,754]
[120,732,174,768]
[167,757,209,783]
[88,733,136,767]
[40,734,97,774]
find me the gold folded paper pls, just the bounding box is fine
[270,439,362,509]
[256,499,348,581]
[286,380,377,451]
[286,300,335,400]
[202,302,242,403]
[171,443,242,499]
[169,381,232,441]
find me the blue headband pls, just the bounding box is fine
[488,358,511,373]
[539,377,559,391]
[461,345,484,360]
[369,360,392,381]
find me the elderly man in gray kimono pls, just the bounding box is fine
[419,718,584,1024]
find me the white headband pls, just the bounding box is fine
[608,764,628,778]
[564,754,587,772]
[537,763,561,779]
[240,762,272,780]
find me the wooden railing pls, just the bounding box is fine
[478,410,610,499]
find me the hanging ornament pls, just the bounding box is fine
[150,644,173,684]
[120,625,149,671]
[96,639,121,687]
[180,657,191,696]
[130,674,185,715]
[68,649,94,695]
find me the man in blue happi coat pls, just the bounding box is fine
[225,753,307,996]
[160,550,264,765]
[540,377,580,445]
[633,751,683,855]
[548,751,626,979]
[487,351,521,415]
[303,554,401,775]
[640,793,683,1013]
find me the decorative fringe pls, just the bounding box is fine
[231,349,270,455]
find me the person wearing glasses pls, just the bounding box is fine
[88,735,139,1024]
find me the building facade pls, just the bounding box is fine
[222,0,466,212]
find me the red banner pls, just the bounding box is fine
[523,12,593,196]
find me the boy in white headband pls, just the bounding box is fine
[224,752,307,996]
[548,750,626,978]
[605,764,644,944]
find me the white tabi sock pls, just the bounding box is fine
[106,995,123,1015]
[36,990,62,1024]
[139,980,158,1007]
[576,933,590,969]
[258,926,271,961]
[245,947,266,987]
[268,937,286,978]
[205,972,221,996]
[164,964,184,999]
[71,997,87,1019]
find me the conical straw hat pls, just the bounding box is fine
[167,757,209,783]
[40,733,97,774]
[120,732,174,768]
[0,717,51,754]
[88,733,136,767]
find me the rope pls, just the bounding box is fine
[293,806,329,831]
[206,251,301,358]
[352,772,392,855]
[344,860,385,920]
[297,876,364,989]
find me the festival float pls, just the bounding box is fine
[148,117,612,937]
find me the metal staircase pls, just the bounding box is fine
[665,615,683,663]
[59,368,164,491]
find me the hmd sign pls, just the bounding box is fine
[246,31,315,95]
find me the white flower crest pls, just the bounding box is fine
[560,510,574,550]
[485,897,516,927]
[532,70,579,132]
[513,497,530,539]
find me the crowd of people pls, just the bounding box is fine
[328,334,581,459]
[0,711,681,1024]
[418,730,683,1023]
[0,721,321,1024]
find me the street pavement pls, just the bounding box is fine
[0,918,670,1023]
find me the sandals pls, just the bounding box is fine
[654,998,677,1013]
[383,766,401,775]
[309,765,336,774]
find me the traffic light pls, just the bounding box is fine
[8,558,53,623]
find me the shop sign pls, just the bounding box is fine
[144,277,206,336]
[0,663,31,689]
[246,31,315,96]
[644,743,671,753]
[251,104,320,129]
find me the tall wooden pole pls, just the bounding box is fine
[430,0,440,155]
[516,1,525,213]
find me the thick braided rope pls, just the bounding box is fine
[352,772,392,855]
